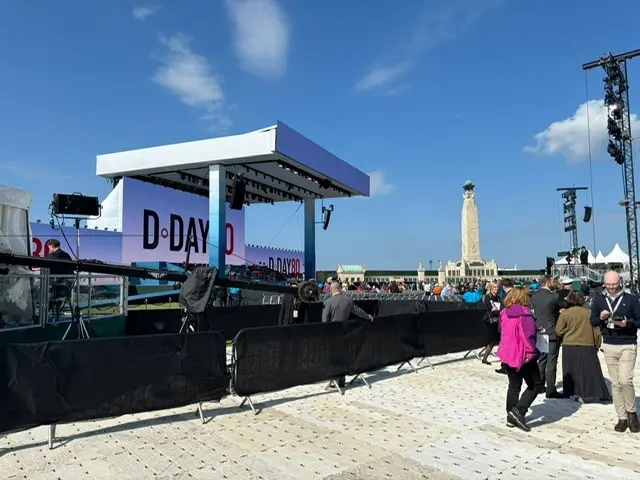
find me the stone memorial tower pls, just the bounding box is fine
[461,181,482,263]
[441,181,499,282]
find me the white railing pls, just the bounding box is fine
[552,265,604,283]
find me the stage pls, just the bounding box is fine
[0,350,634,479]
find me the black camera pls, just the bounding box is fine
[612,316,626,322]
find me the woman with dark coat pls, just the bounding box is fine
[556,291,611,403]
[482,281,502,364]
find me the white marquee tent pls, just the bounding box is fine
[602,243,629,264]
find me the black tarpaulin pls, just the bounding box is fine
[179,266,218,313]
[0,331,228,434]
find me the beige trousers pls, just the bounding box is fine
[601,343,637,419]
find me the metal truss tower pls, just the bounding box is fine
[583,49,640,287]
[557,187,587,260]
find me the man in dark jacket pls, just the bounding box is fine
[530,274,563,398]
[591,270,640,433]
[322,282,372,388]
[322,282,372,324]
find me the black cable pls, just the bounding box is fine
[584,72,597,253]
[48,205,78,260]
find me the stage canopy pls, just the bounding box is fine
[96,121,369,204]
[95,121,370,279]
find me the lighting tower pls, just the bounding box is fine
[583,49,640,287]
[557,186,588,261]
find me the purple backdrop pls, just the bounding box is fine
[30,223,123,264]
[121,178,246,266]
[245,245,304,276]
[29,180,303,270]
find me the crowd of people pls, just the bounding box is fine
[489,271,640,434]
[321,277,590,301]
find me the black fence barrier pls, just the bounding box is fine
[125,300,486,340]
[415,310,487,357]
[0,332,228,435]
[232,309,486,397]
[233,321,356,397]
[377,300,427,316]
[425,301,486,312]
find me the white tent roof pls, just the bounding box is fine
[603,243,629,264]
[86,180,123,231]
[595,250,606,263]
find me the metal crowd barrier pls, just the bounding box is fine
[0,268,128,332]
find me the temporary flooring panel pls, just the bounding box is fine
[3,350,640,479]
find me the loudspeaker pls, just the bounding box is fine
[583,206,592,223]
[545,257,555,275]
[52,194,100,216]
[230,180,246,210]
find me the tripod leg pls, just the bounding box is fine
[62,321,73,341]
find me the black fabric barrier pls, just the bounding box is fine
[424,301,486,312]
[377,300,427,316]
[415,310,486,357]
[345,314,422,375]
[233,321,354,396]
[0,332,228,434]
[232,309,487,397]
[126,300,485,339]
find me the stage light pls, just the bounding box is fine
[608,117,622,139]
[52,193,101,217]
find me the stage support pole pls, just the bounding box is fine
[208,165,227,277]
[304,199,316,280]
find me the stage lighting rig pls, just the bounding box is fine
[557,186,588,261]
[583,48,640,287]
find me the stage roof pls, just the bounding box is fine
[96,121,370,205]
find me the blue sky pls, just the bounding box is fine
[2,0,640,270]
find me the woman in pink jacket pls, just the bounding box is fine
[497,286,543,432]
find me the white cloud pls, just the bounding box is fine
[354,62,411,92]
[224,0,290,78]
[133,5,160,21]
[368,170,394,197]
[524,99,640,163]
[152,33,231,130]
[355,0,503,92]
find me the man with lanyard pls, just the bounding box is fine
[591,271,640,432]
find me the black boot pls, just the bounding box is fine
[615,419,629,432]
[628,412,640,433]
[507,408,531,432]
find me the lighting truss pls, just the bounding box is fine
[276,162,352,197]
[584,49,640,287]
[557,187,587,258]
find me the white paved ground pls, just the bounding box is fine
[2,350,640,479]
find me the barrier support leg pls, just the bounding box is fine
[239,396,258,415]
[48,424,56,450]
[349,374,372,389]
[324,380,345,395]
[396,361,417,373]
[195,403,205,424]
[464,347,484,360]
[417,357,435,369]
